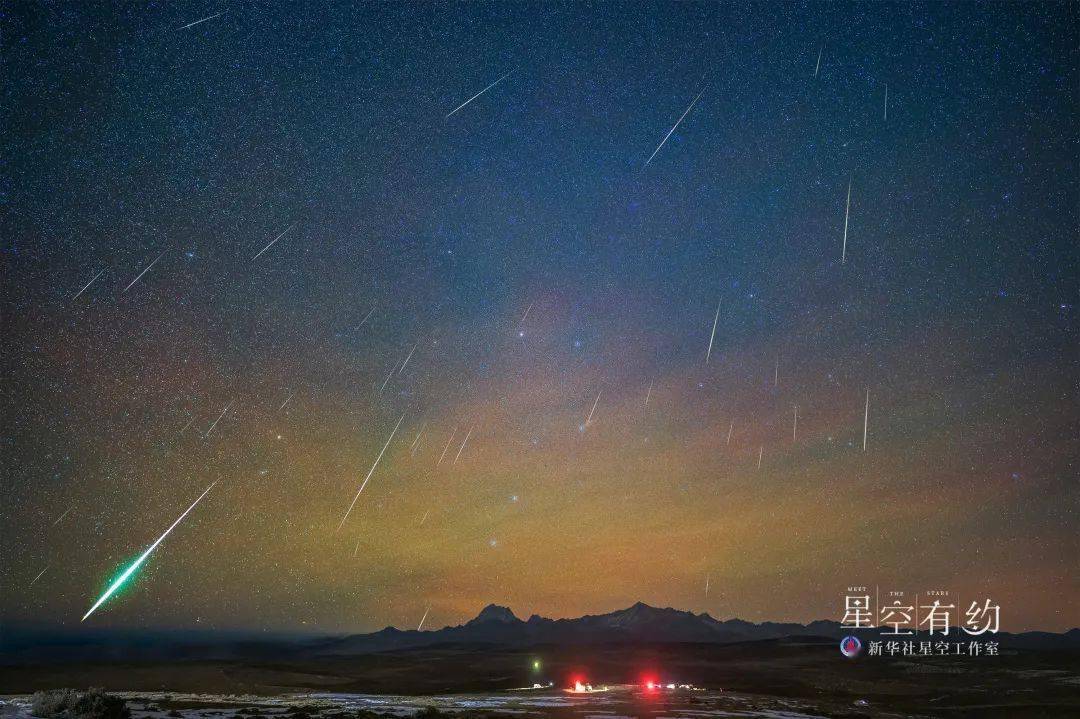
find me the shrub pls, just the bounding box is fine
[74,688,131,719]
[30,688,130,719]
[31,689,80,718]
[414,708,444,719]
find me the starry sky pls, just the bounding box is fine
[3,1,1077,635]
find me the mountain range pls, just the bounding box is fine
[5,602,1078,666]
[313,602,1080,655]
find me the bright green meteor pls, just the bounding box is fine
[81,481,217,622]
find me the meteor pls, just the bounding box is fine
[446,71,512,118]
[408,421,425,449]
[520,301,534,325]
[841,179,852,264]
[644,86,706,167]
[82,481,217,621]
[453,426,474,465]
[863,388,870,451]
[178,415,197,435]
[399,343,418,374]
[252,223,295,261]
[727,419,734,445]
[279,392,296,411]
[179,12,223,30]
[437,428,457,466]
[356,307,376,329]
[706,301,720,364]
[585,391,602,426]
[410,422,427,455]
[72,270,104,300]
[204,401,232,437]
[793,406,798,442]
[757,445,764,470]
[645,380,653,407]
[30,565,49,587]
[123,251,167,293]
[337,414,406,530]
[884,83,888,121]
[417,607,430,631]
[814,46,822,78]
[53,506,74,526]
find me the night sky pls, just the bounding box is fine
[3,2,1077,635]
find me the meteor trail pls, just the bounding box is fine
[727,419,734,445]
[380,368,394,393]
[123,251,166,293]
[793,407,798,441]
[453,426,474,465]
[279,392,295,411]
[645,380,653,407]
[30,565,49,586]
[417,607,430,631]
[252,223,295,260]
[52,506,74,526]
[884,84,888,121]
[437,428,457,466]
[410,422,427,452]
[644,86,706,167]
[586,391,602,425]
[705,573,710,598]
[72,270,104,300]
[814,46,822,77]
[446,71,512,118]
[419,509,430,526]
[179,12,223,30]
[774,359,779,387]
[706,301,720,364]
[408,423,425,455]
[357,307,376,328]
[82,481,216,621]
[204,401,231,437]
[337,414,406,530]
[178,415,197,435]
[398,343,418,374]
[842,179,852,264]
[758,446,764,470]
[863,388,870,451]
[520,301,534,324]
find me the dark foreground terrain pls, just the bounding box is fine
[3,638,1079,717]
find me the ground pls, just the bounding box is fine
[2,640,1078,718]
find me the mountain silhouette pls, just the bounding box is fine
[4,604,1076,667]
[312,602,1079,655]
[466,604,521,625]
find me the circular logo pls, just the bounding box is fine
[840,635,862,658]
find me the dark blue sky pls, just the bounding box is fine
[3,2,1077,632]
